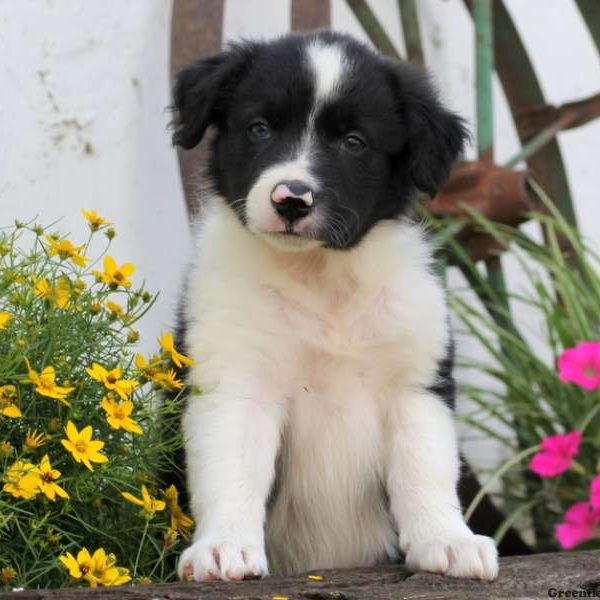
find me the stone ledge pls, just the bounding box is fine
[2,550,599,600]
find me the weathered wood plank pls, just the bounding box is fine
[3,550,600,599]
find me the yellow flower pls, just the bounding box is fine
[0,311,12,330]
[33,277,52,300]
[2,459,41,500]
[0,385,21,419]
[0,441,14,457]
[86,363,138,401]
[45,236,89,267]
[95,256,135,289]
[158,332,194,368]
[24,429,46,451]
[100,396,143,434]
[154,369,184,391]
[121,485,165,518]
[135,355,184,390]
[164,484,193,537]
[0,567,17,584]
[93,551,131,587]
[38,454,69,501]
[59,547,129,587]
[164,527,178,549]
[80,209,112,231]
[104,301,124,319]
[61,421,108,471]
[34,277,71,310]
[24,359,74,405]
[134,354,161,381]
[59,547,98,585]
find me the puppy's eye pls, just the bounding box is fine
[248,120,271,141]
[342,133,367,154]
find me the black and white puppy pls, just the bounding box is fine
[171,31,498,582]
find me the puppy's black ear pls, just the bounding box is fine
[171,44,253,150]
[388,63,469,196]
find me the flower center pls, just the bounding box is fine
[107,374,117,384]
[583,365,597,378]
[42,472,54,483]
[114,272,124,282]
[75,441,88,453]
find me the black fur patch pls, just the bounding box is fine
[171,31,468,249]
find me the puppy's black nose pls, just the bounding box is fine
[271,180,314,225]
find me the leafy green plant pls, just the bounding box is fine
[0,213,191,589]
[428,186,600,552]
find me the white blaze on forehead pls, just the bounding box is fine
[307,42,345,102]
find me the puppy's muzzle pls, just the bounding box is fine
[271,181,314,227]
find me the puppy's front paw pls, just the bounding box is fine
[405,534,498,580]
[178,539,268,582]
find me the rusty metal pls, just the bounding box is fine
[170,0,225,218]
[427,161,534,225]
[425,161,536,263]
[291,0,330,31]
[516,92,600,141]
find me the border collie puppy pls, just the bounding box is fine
[171,30,498,582]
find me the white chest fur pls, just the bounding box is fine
[182,202,450,574]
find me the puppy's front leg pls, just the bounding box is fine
[178,380,283,582]
[386,392,498,580]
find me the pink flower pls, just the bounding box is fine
[591,474,600,509]
[558,341,600,391]
[529,431,582,477]
[555,501,600,549]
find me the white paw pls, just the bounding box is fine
[178,539,269,582]
[405,534,498,580]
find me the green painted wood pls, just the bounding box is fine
[492,0,577,227]
[575,0,600,54]
[398,0,424,65]
[345,0,401,59]
[472,0,511,318]
[474,0,494,160]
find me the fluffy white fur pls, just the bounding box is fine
[178,200,498,582]
[307,41,345,102]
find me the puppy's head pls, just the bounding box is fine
[172,31,467,250]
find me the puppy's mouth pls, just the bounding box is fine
[281,224,303,236]
[259,229,322,252]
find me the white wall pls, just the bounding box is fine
[1,0,599,470]
[0,0,191,353]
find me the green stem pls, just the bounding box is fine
[504,116,571,169]
[464,445,537,522]
[133,519,150,578]
[494,497,538,545]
